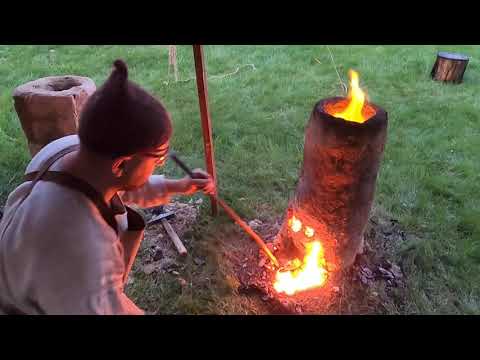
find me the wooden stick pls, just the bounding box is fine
[161,218,187,256]
[192,45,218,216]
[168,45,179,82]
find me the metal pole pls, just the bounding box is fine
[193,45,218,216]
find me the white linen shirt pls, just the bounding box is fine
[0,135,170,314]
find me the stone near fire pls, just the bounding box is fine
[378,267,395,280]
[13,75,96,157]
[248,219,262,229]
[142,263,157,275]
[193,257,206,266]
[390,264,402,278]
[153,248,164,262]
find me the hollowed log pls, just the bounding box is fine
[275,97,388,269]
[431,52,469,84]
[13,75,96,157]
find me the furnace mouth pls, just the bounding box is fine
[46,77,82,92]
[323,97,377,122]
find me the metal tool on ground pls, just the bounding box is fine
[148,206,187,256]
[169,151,279,268]
[148,209,175,226]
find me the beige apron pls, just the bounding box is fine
[0,145,145,314]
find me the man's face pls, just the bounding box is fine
[118,141,170,190]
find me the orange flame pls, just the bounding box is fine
[274,241,328,296]
[333,70,367,123]
[274,217,328,296]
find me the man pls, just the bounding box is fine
[0,59,215,314]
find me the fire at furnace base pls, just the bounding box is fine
[274,241,328,296]
[272,215,334,296]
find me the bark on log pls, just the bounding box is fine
[13,76,96,157]
[275,98,388,269]
[431,52,469,83]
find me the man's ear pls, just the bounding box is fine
[112,156,132,178]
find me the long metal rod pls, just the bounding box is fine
[193,45,218,216]
[215,198,279,267]
[169,152,279,267]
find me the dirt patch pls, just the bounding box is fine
[126,198,409,314]
[225,209,409,314]
[127,199,203,284]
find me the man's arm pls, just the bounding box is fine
[119,171,215,208]
[119,175,170,208]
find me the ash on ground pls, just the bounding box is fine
[228,211,409,315]
[126,198,203,284]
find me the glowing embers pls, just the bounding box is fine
[326,70,376,123]
[304,226,314,238]
[288,216,302,233]
[274,216,329,296]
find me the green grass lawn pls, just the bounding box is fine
[1,45,479,314]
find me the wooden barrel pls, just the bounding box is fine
[13,75,96,157]
[431,51,469,83]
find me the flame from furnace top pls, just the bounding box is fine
[333,70,367,123]
[274,216,328,296]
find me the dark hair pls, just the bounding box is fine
[78,59,173,158]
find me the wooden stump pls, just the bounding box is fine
[431,52,469,83]
[13,76,96,157]
[168,45,179,82]
[275,98,388,269]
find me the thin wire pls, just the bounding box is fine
[325,45,348,95]
[163,63,256,86]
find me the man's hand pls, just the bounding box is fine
[180,169,216,195]
[163,169,216,196]
[184,168,216,195]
